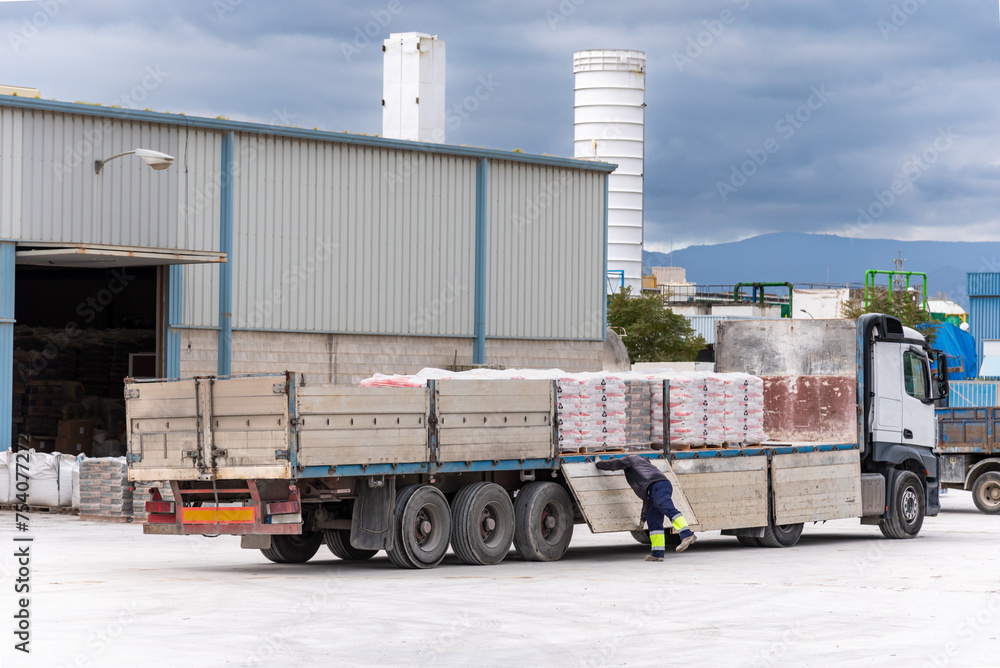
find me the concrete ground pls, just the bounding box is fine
[1,491,998,668]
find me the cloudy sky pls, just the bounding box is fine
[1,0,999,251]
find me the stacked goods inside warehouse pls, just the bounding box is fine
[360,367,769,452]
[12,327,155,456]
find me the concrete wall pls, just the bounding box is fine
[177,329,605,385]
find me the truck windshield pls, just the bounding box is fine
[903,351,929,400]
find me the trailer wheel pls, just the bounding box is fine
[387,484,452,569]
[324,529,378,561]
[736,535,762,547]
[450,482,515,565]
[759,521,803,548]
[513,482,574,562]
[879,471,925,539]
[261,531,323,564]
[972,472,1000,514]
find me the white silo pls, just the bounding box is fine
[573,49,645,294]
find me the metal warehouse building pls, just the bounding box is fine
[0,95,614,449]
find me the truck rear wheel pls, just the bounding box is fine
[879,471,925,539]
[513,482,574,562]
[261,531,324,564]
[737,535,762,547]
[387,484,452,569]
[759,521,803,548]
[324,529,378,561]
[450,482,515,565]
[972,472,1000,514]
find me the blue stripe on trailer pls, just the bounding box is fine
[300,458,557,478]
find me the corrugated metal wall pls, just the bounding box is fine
[968,273,1000,373]
[0,107,22,239]
[15,109,221,251]
[227,135,477,336]
[685,315,762,345]
[947,380,1000,407]
[486,160,605,340]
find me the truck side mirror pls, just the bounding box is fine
[936,351,950,399]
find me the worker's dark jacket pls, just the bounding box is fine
[595,455,667,519]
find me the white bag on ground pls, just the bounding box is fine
[0,449,13,504]
[26,452,60,507]
[57,454,78,507]
[71,457,83,509]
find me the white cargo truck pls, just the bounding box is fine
[126,314,947,567]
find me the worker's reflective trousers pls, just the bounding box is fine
[646,479,694,557]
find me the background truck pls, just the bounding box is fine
[125,314,947,568]
[935,407,1000,513]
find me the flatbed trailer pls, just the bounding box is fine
[126,314,946,567]
[935,406,1000,513]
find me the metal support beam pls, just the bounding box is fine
[602,175,609,336]
[218,132,234,376]
[0,242,13,450]
[165,265,182,378]
[473,158,487,365]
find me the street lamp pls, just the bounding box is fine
[800,309,815,319]
[95,148,175,174]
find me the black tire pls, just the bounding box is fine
[630,529,651,545]
[513,482,574,562]
[759,521,803,548]
[387,484,452,569]
[260,531,324,564]
[450,482,515,565]
[878,471,925,539]
[737,535,762,547]
[324,529,378,561]
[972,472,1000,515]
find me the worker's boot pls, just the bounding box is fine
[644,554,664,562]
[676,534,697,553]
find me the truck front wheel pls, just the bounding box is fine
[261,531,324,564]
[879,471,925,539]
[972,472,1000,514]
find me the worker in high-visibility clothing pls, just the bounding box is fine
[596,454,696,561]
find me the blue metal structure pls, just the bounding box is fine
[968,273,1000,376]
[0,242,13,450]
[165,266,183,379]
[473,158,488,365]
[218,132,234,376]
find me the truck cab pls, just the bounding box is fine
[859,314,948,536]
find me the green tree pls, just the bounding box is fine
[607,287,706,363]
[842,286,938,343]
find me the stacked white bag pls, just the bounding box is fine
[24,452,60,507]
[729,373,767,444]
[57,454,81,507]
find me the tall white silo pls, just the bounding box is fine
[573,49,645,294]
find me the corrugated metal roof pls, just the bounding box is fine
[0,96,616,174]
[968,273,1000,297]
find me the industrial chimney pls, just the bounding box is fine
[382,32,446,143]
[573,49,645,294]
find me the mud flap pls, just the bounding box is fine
[350,477,396,551]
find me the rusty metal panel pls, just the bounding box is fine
[435,379,554,462]
[935,407,994,454]
[716,319,859,444]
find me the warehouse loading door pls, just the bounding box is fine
[12,245,225,456]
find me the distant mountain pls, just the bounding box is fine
[643,233,998,311]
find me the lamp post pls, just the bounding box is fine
[95,148,175,174]
[800,309,815,319]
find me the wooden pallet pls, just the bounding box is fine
[0,503,79,515]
